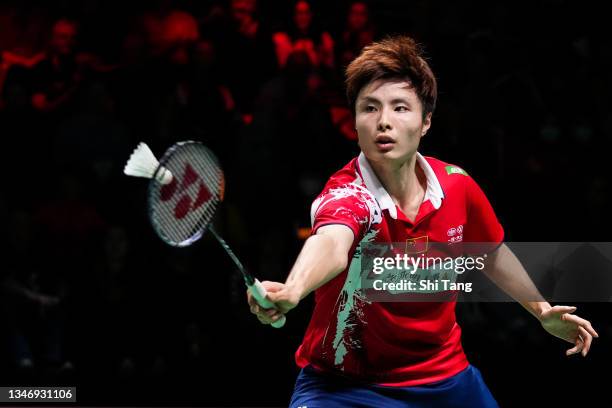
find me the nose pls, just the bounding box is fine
[377,107,392,132]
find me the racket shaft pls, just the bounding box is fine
[209,227,286,328]
[209,227,252,282]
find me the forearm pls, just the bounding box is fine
[483,244,551,320]
[285,233,349,300]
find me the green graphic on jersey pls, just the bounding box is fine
[333,228,378,367]
[445,166,468,176]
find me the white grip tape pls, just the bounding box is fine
[249,279,286,328]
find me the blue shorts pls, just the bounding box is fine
[289,365,499,408]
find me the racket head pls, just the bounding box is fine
[147,141,225,247]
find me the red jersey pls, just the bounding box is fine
[295,152,504,386]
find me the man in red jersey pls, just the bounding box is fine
[247,36,598,407]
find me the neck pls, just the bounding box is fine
[369,154,425,208]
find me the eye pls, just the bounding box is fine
[365,105,377,112]
[395,105,409,112]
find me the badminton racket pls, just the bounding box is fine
[124,141,286,328]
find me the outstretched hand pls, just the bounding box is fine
[247,281,300,325]
[539,305,599,357]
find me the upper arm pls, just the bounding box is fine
[315,224,355,260]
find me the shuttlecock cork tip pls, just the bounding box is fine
[155,167,174,185]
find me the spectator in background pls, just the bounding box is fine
[336,1,375,69]
[326,1,377,146]
[3,18,94,193]
[209,0,277,121]
[271,0,344,155]
[30,19,82,113]
[0,50,44,108]
[273,0,334,70]
[29,17,113,113]
[0,2,48,107]
[114,9,233,155]
[159,10,200,66]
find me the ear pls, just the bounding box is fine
[421,112,432,136]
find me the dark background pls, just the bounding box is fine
[0,0,610,406]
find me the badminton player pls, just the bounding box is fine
[247,35,598,407]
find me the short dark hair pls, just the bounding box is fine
[345,35,437,118]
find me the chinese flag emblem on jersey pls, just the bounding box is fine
[405,236,429,254]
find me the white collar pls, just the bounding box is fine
[357,152,445,219]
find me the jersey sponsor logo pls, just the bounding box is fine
[448,235,463,244]
[445,165,468,176]
[447,225,464,243]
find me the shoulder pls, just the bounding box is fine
[422,155,469,176]
[315,157,375,202]
[422,155,472,193]
[310,157,381,223]
[423,155,496,212]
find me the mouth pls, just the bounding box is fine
[375,135,396,150]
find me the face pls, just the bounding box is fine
[355,79,431,166]
[51,20,77,55]
[294,1,312,32]
[232,0,256,25]
[348,2,368,31]
[163,12,200,65]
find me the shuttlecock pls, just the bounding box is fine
[124,142,174,185]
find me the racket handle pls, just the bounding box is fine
[248,279,287,329]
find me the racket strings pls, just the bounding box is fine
[149,142,224,246]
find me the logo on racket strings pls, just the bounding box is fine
[160,163,213,219]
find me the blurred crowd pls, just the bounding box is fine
[0,0,610,405]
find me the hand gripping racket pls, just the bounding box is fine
[124,141,286,328]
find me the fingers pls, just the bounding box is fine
[245,281,293,325]
[566,327,594,357]
[255,308,284,325]
[248,299,277,316]
[265,289,285,304]
[578,327,592,357]
[260,280,286,293]
[246,280,285,310]
[566,335,584,356]
[561,313,599,338]
[550,305,577,315]
[246,288,283,325]
[246,289,278,310]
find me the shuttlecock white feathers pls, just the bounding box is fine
[124,142,173,184]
